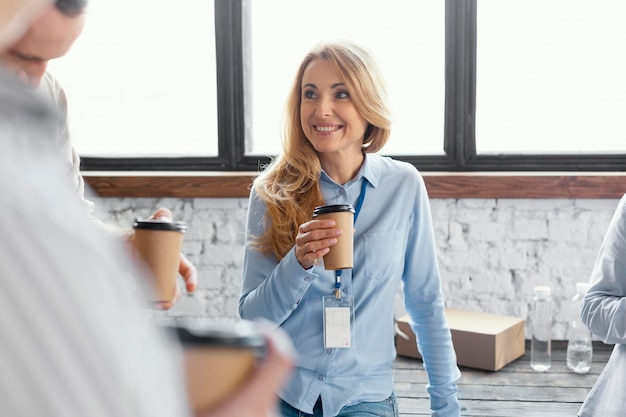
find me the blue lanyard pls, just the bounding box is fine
[335,178,367,297]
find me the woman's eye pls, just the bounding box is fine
[336,90,350,99]
[303,90,316,99]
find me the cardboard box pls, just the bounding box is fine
[395,308,525,371]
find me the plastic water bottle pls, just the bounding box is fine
[566,282,593,373]
[530,285,552,372]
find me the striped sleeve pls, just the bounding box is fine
[0,138,190,417]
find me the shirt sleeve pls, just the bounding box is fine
[39,72,96,214]
[57,80,96,215]
[401,172,461,416]
[68,139,96,213]
[239,189,319,326]
[581,194,626,344]
[41,72,128,239]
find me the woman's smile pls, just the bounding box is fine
[313,123,343,135]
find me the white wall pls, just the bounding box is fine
[92,195,620,340]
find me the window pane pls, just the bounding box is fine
[244,0,445,156]
[476,0,626,154]
[49,0,218,157]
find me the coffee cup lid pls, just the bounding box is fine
[156,316,265,349]
[313,204,355,217]
[133,218,187,233]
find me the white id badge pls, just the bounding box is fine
[323,296,355,348]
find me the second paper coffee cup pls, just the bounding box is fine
[313,204,355,270]
[162,317,266,413]
[132,218,187,303]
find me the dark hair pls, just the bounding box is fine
[55,0,88,17]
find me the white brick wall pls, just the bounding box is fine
[92,196,620,340]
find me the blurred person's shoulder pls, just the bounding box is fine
[0,68,60,157]
[0,69,54,121]
[37,71,66,109]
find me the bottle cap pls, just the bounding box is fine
[534,285,552,298]
[576,282,589,295]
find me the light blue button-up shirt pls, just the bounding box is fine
[579,194,626,417]
[240,153,461,417]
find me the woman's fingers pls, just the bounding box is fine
[294,220,342,269]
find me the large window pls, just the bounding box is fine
[476,0,626,155]
[49,0,626,172]
[245,0,444,157]
[50,0,218,159]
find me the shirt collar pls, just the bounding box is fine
[361,153,380,188]
[319,153,381,188]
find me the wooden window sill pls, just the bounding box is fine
[83,172,626,199]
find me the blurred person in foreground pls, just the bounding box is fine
[0,0,197,309]
[578,194,626,417]
[239,41,461,416]
[0,2,293,417]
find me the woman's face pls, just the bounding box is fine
[300,58,368,158]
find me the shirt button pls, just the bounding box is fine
[327,349,332,354]
[318,375,325,381]
[304,277,310,281]
[342,287,349,294]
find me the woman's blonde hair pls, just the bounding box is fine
[251,41,391,259]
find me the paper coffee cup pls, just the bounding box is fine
[162,317,266,413]
[132,218,187,303]
[313,204,355,270]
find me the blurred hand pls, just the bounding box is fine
[126,207,198,310]
[199,322,295,417]
[149,207,198,309]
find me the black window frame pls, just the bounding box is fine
[80,0,626,173]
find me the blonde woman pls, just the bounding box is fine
[240,41,461,417]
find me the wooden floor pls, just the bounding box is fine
[392,340,613,417]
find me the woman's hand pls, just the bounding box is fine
[294,219,342,269]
